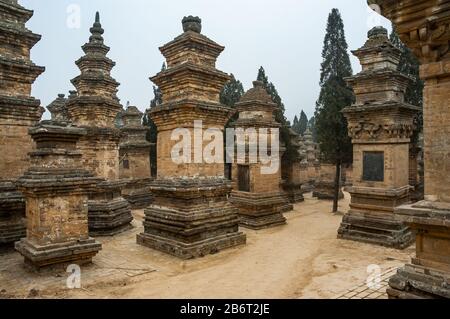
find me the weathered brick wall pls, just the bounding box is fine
[78,137,120,181]
[119,150,151,180]
[421,62,450,202]
[0,121,35,179]
[25,194,90,245]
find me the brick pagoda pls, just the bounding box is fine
[15,121,102,269]
[338,26,419,249]
[0,0,44,246]
[230,81,288,229]
[137,16,246,259]
[66,12,132,236]
[118,104,153,209]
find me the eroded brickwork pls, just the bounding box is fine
[229,81,288,229]
[0,0,44,245]
[66,13,132,236]
[137,16,246,259]
[338,26,419,249]
[368,0,450,299]
[118,105,153,209]
[15,121,102,269]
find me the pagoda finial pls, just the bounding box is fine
[89,11,104,42]
[182,16,202,33]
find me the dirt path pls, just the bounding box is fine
[0,192,414,299]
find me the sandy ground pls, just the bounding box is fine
[0,192,414,299]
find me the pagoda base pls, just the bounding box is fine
[121,178,153,209]
[338,211,414,249]
[283,183,305,204]
[338,186,413,249]
[387,264,450,299]
[88,181,133,237]
[313,181,344,200]
[230,192,287,230]
[15,237,102,270]
[0,181,26,246]
[387,201,450,299]
[137,178,246,259]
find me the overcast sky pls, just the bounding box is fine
[22,0,390,122]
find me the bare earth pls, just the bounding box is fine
[0,192,414,299]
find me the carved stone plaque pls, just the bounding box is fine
[363,151,384,182]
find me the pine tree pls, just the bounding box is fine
[315,8,354,212]
[256,67,298,163]
[390,25,424,144]
[298,110,308,135]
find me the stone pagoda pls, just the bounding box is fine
[118,104,153,209]
[229,81,288,229]
[47,94,68,122]
[368,0,450,299]
[66,12,132,236]
[0,0,45,246]
[338,26,419,249]
[15,121,102,269]
[137,16,246,259]
[281,128,306,203]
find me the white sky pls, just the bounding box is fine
[21,0,391,122]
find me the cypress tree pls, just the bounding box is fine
[292,115,300,133]
[298,110,308,135]
[315,8,354,212]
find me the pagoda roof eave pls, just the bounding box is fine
[342,101,422,114]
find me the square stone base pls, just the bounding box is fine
[137,232,246,260]
[387,264,450,299]
[137,178,247,259]
[338,211,414,249]
[15,237,102,270]
[88,197,133,237]
[0,181,26,246]
[231,192,288,230]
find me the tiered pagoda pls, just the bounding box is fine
[0,0,45,246]
[338,26,419,249]
[15,121,102,269]
[230,81,288,229]
[137,16,246,259]
[66,12,132,236]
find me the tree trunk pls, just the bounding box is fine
[332,161,341,213]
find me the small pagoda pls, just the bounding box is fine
[230,81,288,229]
[66,12,132,236]
[137,16,246,259]
[338,26,420,249]
[0,0,45,246]
[118,104,153,209]
[15,121,102,269]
